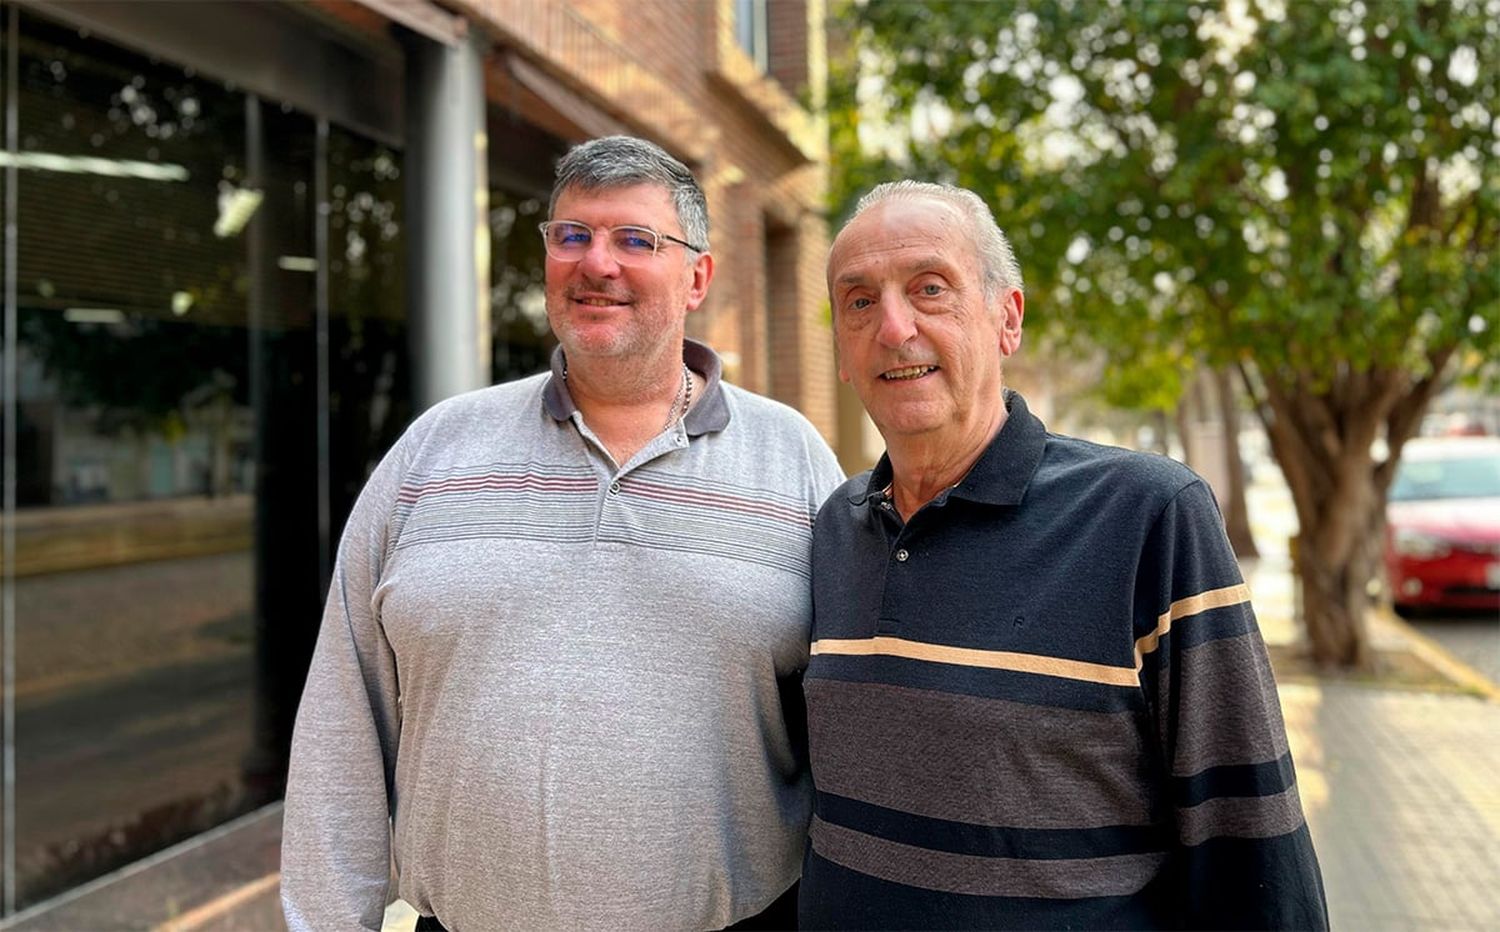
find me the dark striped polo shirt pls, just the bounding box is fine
[801,391,1328,929]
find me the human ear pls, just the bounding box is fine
[684,252,715,312]
[997,289,1024,356]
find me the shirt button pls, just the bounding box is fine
[609,480,621,495]
[895,548,909,562]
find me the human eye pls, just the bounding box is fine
[614,226,659,256]
[549,222,592,248]
[913,278,947,298]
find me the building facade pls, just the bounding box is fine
[0,0,835,916]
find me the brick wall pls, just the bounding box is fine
[767,0,809,101]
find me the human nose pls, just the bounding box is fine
[576,231,623,277]
[874,294,917,348]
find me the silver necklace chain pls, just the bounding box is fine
[560,357,692,432]
[667,363,692,430]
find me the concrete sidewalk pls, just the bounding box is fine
[1244,556,1500,930]
[1242,473,1500,931]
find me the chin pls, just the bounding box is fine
[557,324,631,355]
[869,413,948,441]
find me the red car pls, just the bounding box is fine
[1384,437,1500,614]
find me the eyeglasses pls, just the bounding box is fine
[539,221,706,266]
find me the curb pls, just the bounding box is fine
[1372,606,1500,702]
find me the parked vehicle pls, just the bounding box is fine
[1384,437,1500,614]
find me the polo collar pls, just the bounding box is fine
[542,338,731,437]
[849,390,1047,509]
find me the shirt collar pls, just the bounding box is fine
[848,390,1047,508]
[542,337,731,437]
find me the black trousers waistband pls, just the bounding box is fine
[412,882,797,932]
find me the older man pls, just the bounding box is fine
[800,181,1327,929]
[281,136,843,931]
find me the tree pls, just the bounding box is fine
[829,0,1499,668]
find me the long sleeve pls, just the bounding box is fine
[1138,479,1329,930]
[281,438,410,931]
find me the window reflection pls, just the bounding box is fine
[327,126,410,544]
[12,13,258,906]
[8,13,317,908]
[489,187,554,382]
[2,8,413,910]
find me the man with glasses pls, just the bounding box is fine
[282,136,843,931]
[800,181,1326,929]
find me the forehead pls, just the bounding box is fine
[552,182,675,225]
[829,196,973,287]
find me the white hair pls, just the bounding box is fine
[848,180,1023,297]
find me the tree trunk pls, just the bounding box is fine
[1278,441,1383,669]
[1213,367,1258,559]
[1249,353,1458,669]
[1293,526,1376,669]
[1252,372,1395,671]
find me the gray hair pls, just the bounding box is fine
[849,181,1023,297]
[549,135,710,252]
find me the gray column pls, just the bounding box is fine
[404,29,490,411]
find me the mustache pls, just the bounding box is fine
[563,280,634,303]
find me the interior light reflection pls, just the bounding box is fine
[0,150,188,182]
[63,307,127,324]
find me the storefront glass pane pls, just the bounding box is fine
[8,12,310,906]
[0,2,9,906]
[489,186,553,383]
[486,116,565,385]
[326,125,410,545]
[245,99,320,804]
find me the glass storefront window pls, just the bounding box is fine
[0,10,414,910]
[10,12,266,906]
[489,187,553,382]
[485,116,565,385]
[326,126,410,544]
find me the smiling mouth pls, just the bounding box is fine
[881,365,937,381]
[575,297,628,307]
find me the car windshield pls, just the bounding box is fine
[1389,451,1500,501]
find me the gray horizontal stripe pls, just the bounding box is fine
[644,472,814,511]
[397,526,596,548]
[1177,783,1307,847]
[624,504,813,538]
[810,816,1166,899]
[598,527,811,578]
[1172,632,1291,776]
[403,462,595,482]
[806,679,1155,828]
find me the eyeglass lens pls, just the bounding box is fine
[542,222,659,261]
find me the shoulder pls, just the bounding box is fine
[721,384,822,436]
[376,373,551,476]
[1038,432,1204,509]
[412,373,548,430]
[713,383,846,497]
[401,373,547,442]
[815,470,873,522]
[720,384,841,457]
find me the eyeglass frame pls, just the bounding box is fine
[538,220,708,265]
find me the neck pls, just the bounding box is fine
[885,403,1008,520]
[563,343,697,465]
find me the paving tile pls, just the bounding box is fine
[1281,683,1500,931]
